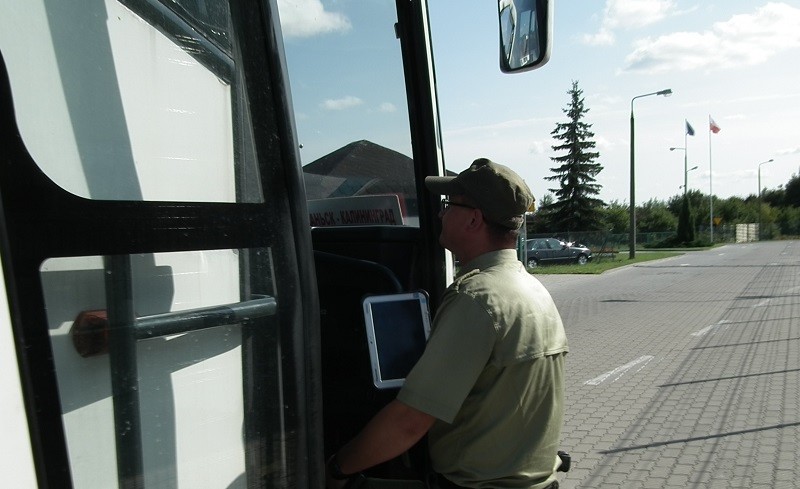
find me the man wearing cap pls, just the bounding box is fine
[327,159,569,489]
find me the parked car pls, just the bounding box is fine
[525,238,593,268]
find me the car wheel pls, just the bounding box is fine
[577,254,588,265]
[527,258,539,268]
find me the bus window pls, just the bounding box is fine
[2,0,260,203]
[41,250,276,488]
[278,1,420,227]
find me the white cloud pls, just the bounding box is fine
[777,147,800,156]
[583,28,615,46]
[278,0,351,39]
[622,3,800,74]
[583,0,676,46]
[320,95,363,111]
[443,115,556,137]
[378,102,397,113]
[586,93,622,113]
[528,141,547,155]
[603,0,675,29]
[595,135,614,151]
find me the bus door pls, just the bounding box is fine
[276,0,447,476]
[0,1,321,487]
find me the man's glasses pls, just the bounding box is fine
[441,199,476,213]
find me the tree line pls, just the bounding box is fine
[580,188,800,241]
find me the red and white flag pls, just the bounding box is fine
[709,116,721,134]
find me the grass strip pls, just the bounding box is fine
[530,251,683,274]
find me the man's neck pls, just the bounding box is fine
[456,244,515,267]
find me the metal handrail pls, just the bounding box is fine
[136,295,277,339]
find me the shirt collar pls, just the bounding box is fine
[457,249,519,277]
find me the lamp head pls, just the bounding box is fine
[657,89,673,96]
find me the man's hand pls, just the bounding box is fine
[325,454,355,489]
[325,473,349,489]
[328,400,436,483]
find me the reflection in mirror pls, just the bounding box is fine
[498,0,552,73]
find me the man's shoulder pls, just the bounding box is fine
[455,260,532,289]
[451,268,481,287]
[450,267,504,298]
[448,267,537,320]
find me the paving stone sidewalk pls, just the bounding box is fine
[538,242,800,488]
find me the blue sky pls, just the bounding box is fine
[279,1,800,205]
[428,1,800,204]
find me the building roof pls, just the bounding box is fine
[302,140,415,200]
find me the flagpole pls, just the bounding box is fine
[684,124,688,196]
[708,115,714,243]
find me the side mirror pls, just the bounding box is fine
[498,0,552,73]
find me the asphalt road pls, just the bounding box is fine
[537,241,800,488]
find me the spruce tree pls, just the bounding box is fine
[543,80,605,232]
[676,195,694,243]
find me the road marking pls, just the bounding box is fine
[584,355,654,385]
[690,320,731,337]
[753,299,771,308]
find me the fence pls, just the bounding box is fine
[526,231,671,252]
[527,221,798,254]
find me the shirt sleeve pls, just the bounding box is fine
[397,292,495,423]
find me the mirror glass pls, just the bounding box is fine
[498,0,551,73]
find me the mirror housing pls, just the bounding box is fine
[498,0,552,73]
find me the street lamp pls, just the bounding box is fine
[630,88,672,259]
[670,146,690,196]
[758,158,774,240]
[679,166,698,191]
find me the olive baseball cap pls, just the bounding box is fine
[425,158,535,229]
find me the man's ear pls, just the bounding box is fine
[466,209,484,231]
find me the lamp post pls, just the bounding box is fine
[630,88,672,259]
[679,166,698,191]
[758,159,774,240]
[670,146,690,196]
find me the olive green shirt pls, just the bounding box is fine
[397,249,568,488]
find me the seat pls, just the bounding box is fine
[314,251,404,458]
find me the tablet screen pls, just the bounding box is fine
[363,292,431,389]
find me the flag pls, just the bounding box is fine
[709,116,721,134]
[685,120,695,136]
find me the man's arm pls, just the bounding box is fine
[332,399,436,476]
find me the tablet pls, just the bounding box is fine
[362,291,431,389]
